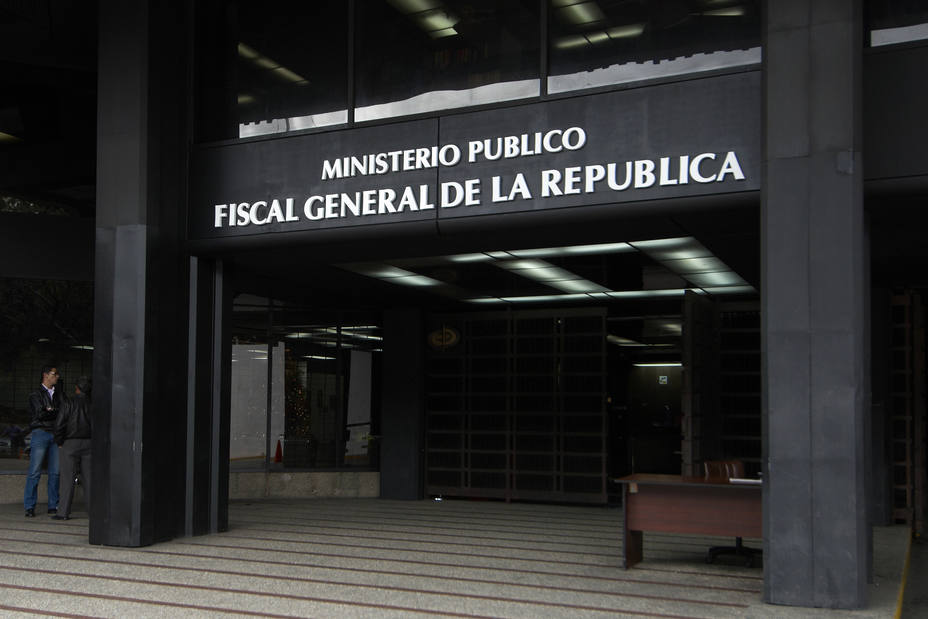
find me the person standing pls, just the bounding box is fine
[53,376,92,521]
[24,365,61,517]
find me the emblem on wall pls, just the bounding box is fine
[428,326,460,350]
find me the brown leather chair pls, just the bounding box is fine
[703,460,762,567]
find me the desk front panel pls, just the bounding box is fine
[625,483,762,538]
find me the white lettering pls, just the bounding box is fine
[607,162,632,190]
[634,160,656,188]
[236,202,250,226]
[321,159,342,180]
[304,196,323,220]
[266,199,285,223]
[542,129,563,153]
[690,153,717,183]
[717,151,745,181]
[438,144,461,166]
[214,204,228,228]
[563,166,582,194]
[659,157,677,186]
[585,165,605,193]
[561,127,586,151]
[541,169,562,197]
[249,201,267,225]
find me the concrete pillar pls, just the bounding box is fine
[91,0,190,546]
[762,0,869,608]
[381,308,425,499]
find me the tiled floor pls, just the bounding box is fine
[0,498,909,618]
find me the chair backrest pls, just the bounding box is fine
[703,459,745,479]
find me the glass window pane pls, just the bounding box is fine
[355,0,541,122]
[230,294,275,471]
[547,0,761,94]
[230,302,383,472]
[867,0,928,46]
[196,1,349,142]
[0,278,93,466]
[278,321,382,469]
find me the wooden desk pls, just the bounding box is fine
[614,473,762,568]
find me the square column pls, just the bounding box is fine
[762,1,869,608]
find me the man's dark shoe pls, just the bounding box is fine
[25,508,35,517]
[51,514,69,521]
[47,508,57,515]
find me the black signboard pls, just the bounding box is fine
[189,71,759,240]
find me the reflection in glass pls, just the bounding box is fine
[0,278,94,464]
[230,342,284,468]
[867,0,928,46]
[355,1,541,121]
[229,292,381,471]
[195,1,349,141]
[547,0,761,94]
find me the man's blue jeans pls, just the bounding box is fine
[24,429,59,511]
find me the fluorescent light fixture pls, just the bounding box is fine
[252,356,268,360]
[347,264,441,286]
[500,293,591,303]
[394,274,442,286]
[468,297,505,304]
[703,7,746,17]
[606,335,646,347]
[363,266,411,278]
[555,34,589,50]
[631,237,713,261]
[634,362,682,367]
[447,253,494,263]
[550,279,610,293]
[518,242,634,257]
[685,271,748,287]
[607,24,645,38]
[388,0,442,11]
[631,236,753,294]
[557,1,606,25]
[607,289,687,299]
[497,258,610,293]
[71,345,94,350]
[317,327,383,341]
[387,1,459,38]
[420,11,457,32]
[238,42,308,85]
[272,66,307,83]
[504,259,548,271]
[555,24,644,50]
[661,256,727,273]
[701,285,756,295]
[303,355,335,361]
[429,27,458,38]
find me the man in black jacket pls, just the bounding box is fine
[24,365,61,517]
[53,376,92,521]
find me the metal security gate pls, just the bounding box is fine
[891,292,927,534]
[424,308,607,504]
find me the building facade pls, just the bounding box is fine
[2,0,928,610]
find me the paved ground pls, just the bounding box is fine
[901,534,928,618]
[0,498,911,618]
